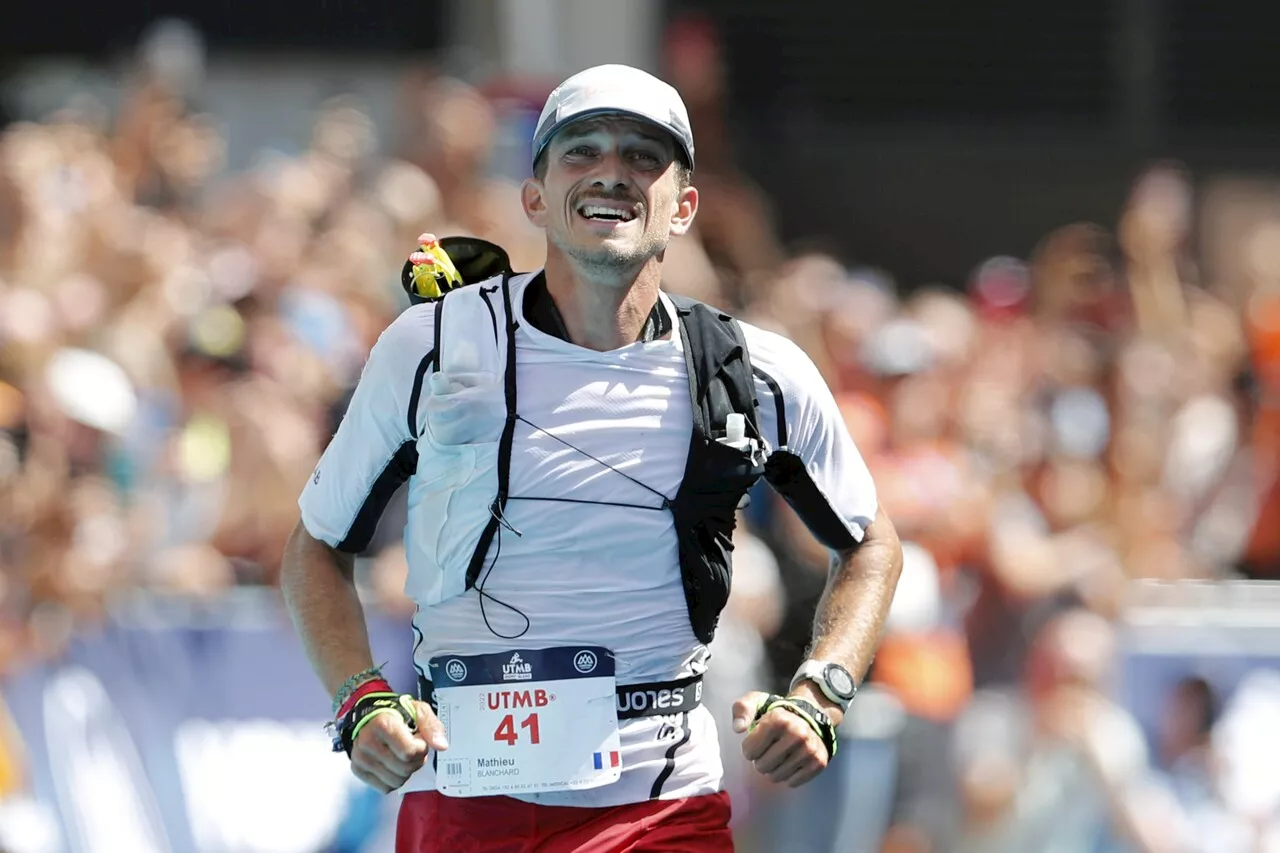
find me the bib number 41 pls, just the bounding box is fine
[494,713,540,746]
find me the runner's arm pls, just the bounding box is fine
[750,331,903,722]
[281,523,375,696]
[732,510,901,786]
[791,507,902,723]
[283,522,442,794]
[283,305,437,695]
[735,332,902,786]
[282,306,448,792]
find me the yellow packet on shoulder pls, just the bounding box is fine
[410,241,464,300]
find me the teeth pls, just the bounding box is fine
[579,204,634,222]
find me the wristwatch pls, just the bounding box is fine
[789,660,857,713]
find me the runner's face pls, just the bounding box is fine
[523,117,696,276]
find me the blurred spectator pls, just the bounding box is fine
[873,542,972,853]
[1157,676,1219,779]
[1119,163,1196,341]
[1029,223,1125,333]
[941,610,1160,853]
[399,75,544,272]
[661,13,786,308]
[705,518,787,827]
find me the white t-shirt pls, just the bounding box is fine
[299,272,878,806]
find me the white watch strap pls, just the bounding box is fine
[790,660,852,711]
[789,660,821,692]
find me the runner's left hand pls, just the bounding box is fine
[731,690,830,788]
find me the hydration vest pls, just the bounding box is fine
[404,239,768,644]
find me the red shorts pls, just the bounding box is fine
[395,790,734,853]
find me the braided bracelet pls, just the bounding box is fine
[332,664,387,716]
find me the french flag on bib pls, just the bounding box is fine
[593,751,620,770]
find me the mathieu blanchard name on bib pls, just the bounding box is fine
[477,758,517,769]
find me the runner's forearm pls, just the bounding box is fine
[281,520,377,698]
[804,506,903,686]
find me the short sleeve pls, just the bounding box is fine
[299,304,438,552]
[744,325,878,549]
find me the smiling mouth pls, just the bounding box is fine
[576,202,637,223]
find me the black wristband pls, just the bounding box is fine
[782,696,839,760]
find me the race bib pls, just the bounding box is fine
[427,647,622,797]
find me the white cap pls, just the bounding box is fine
[531,64,694,172]
[44,348,137,435]
[861,317,936,377]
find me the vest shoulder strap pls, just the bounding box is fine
[666,295,765,645]
[461,272,519,592]
[667,295,760,440]
[407,274,511,440]
[433,276,511,376]
[405,273,519,595]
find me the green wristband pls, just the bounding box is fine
[350,706,402,744]
[335,692,418,756]
[752,694,839,759]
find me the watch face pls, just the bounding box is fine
[824,664,856,699]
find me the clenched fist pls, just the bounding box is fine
[350,698,448,794]
[731,691,832,788]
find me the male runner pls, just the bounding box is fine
[282,63,903,852]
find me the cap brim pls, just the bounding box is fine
[531,108,693,172]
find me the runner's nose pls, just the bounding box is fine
[589,149,631,194]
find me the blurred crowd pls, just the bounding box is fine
[2,14,1280,853]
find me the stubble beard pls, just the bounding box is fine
[551,218,668,286]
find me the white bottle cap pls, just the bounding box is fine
[725,412,746,443]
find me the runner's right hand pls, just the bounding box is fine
[351,699,448,793]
